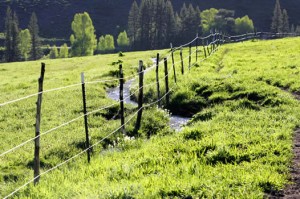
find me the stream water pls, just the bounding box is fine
[107,76,190,131]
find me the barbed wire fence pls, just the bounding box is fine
[1,31,299,198]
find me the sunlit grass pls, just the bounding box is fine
[1,37,300,198]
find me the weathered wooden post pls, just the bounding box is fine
[203,39,207,58]
[119,64,125,135]
[180,48,184,75]
[164,58,170,106]
[206,40,210,55]
[156,53,161,107]
[196,33,199,62]
[134,61,144,134]
[34,62,45,185]
[170,43,177,83]
[81,72,91,163]
[189,43,192,70]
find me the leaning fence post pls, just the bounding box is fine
[189,43,192,70]
[164,58,170,106]
[134,61,144,134]
[119,64,125,135]
[180,48,184,75]
[81,72,91,163]
[196,33,199,62]
[203,39,207,58]
[156,53,161,107]
[34,62,45,185]
[170,43,177,83]
[206,40,210,55]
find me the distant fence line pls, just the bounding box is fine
[1,31,299,199]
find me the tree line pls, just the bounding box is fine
[271,0,300,34]
[4,7,43,62]
[2,0,300,62]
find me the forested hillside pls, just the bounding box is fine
[0,0,300,39]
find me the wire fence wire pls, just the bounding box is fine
[1,31,299,198]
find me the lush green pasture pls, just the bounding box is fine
[1,37,300,198]
[0,49,170,197]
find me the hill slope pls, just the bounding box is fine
[1,37,300,198]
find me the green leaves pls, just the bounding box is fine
[70,12,96,57]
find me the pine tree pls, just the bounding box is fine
[271,0,283,33]
[4,7,21,62]
[165,0,176,46]
[4,7,13,62]
[282,9,289,33]
[28,12,43,60]
[290,24,295,33]
[296,26,300,34]
[128,1,140,49]
[139,0,153,50]
[70,12,97,57]
[11,12,21,61]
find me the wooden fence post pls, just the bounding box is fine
[211,34,214,53]
[34,62,45,185]
[164,58,170,106]
[180,48,184,75]
[203,39,207,58]
[81,72,91,163]
[134,61,144,134]
[196,33,199,62]
[170,43,177,83]
[156,53,161,107]
[119,64,125,135]
[189,43,192,70]
[207,40,210,55]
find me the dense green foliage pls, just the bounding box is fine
[128,0,199,50]
[70,12,97,57]
[200,8,219,35]
[117,31,130,50]
[4,7,21,62]
[1,0,300,40]
[18,29,31,61]
[235,16,254,34]
[97,34,115,53]
[1,37,300,198]
[28,12,43,60]
[59,43,69,58]
[49,45,58,59]
[271,0,283,33]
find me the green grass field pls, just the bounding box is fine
[1,37,300,198]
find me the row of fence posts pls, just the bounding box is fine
[31,33,224,184]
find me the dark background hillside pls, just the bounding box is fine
[0,0,299,39]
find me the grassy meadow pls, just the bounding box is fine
[1,37,300,198]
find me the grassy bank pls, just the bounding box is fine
[1,37,300,198]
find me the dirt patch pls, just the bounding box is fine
[281,128,300,198]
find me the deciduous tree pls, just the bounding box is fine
[234,15,254,34]
[49,45,58,59]
[19,29,31,60]
[70,12,97,57]
[59,43,69,58]
[117,31,130,49]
